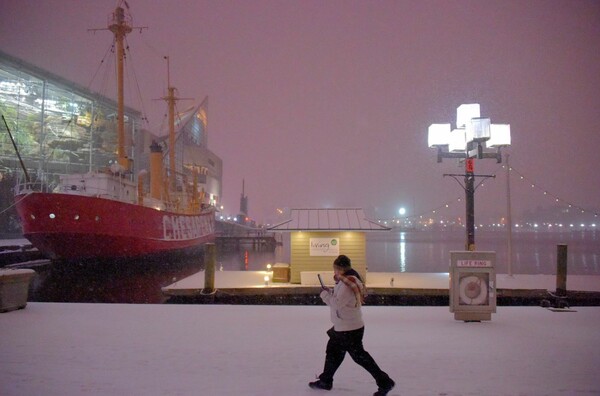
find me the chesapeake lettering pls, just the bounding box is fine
[163,215,214,240]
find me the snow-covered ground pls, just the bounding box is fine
[1,303,599,395]
[0,238,29,248]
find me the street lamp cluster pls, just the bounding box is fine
[428,103,511,163]
[428,103,511,251]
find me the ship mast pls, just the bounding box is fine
[164,56,177,189]
[162,56,192,190]
[108,6,132,170]
[90,2,145,171]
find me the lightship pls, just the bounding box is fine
[13,3,215,260]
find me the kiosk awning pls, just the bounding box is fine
[267,208,390,232]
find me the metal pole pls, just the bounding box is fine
[2,115,30,183]
[506,154,513,276]
[465,161,475,251]
[167,86,176,190]
[40,80,47,175]
[89,102,95,172]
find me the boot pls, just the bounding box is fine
[373,379,395,396]
[308,379,332,391]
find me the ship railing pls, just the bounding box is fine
[58,184,87,194]
[56,180,129,202]
[14,181,50,195]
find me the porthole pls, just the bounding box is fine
[49,213,56,219]
[74,215,80,220]
[95,216,100,222]
[30,214,36,220]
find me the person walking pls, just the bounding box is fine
[309,255,395,396]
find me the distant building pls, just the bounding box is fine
[156,97,222,207]
[0,50,144,178]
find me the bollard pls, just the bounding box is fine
[556,244,568,297]
[203,243,216,294]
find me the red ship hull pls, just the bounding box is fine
[15,192,215,260]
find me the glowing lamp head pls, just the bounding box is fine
[456,103,480,128]
[466,117,491,142]
[428,123,451,147]
[487,124,511,147]
[449,129,467,152]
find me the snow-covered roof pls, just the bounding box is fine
[267,208,390,232]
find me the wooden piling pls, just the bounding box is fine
[203,243,216,294]
[556,244,568,296]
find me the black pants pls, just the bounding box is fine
[319,326,392,387]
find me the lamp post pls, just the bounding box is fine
[428,104,511,251]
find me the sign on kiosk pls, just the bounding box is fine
[309,238,340,256]
[456,259,492,268]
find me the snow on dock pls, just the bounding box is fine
[161,270,600,305]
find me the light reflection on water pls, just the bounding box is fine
[399,231,406,272]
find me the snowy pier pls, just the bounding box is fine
[1,303,600,395]
[162,270,600,305]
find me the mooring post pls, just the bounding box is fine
[203,243,216,293]
[556,244,568,296]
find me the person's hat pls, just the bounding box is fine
[333,255,351,269]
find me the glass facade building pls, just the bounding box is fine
[0,50,222,234]
[0,50,142,179]
[176,97,222,206]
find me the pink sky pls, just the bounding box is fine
[1,0,599,224]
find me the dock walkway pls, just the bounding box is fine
[162,270,600,305]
